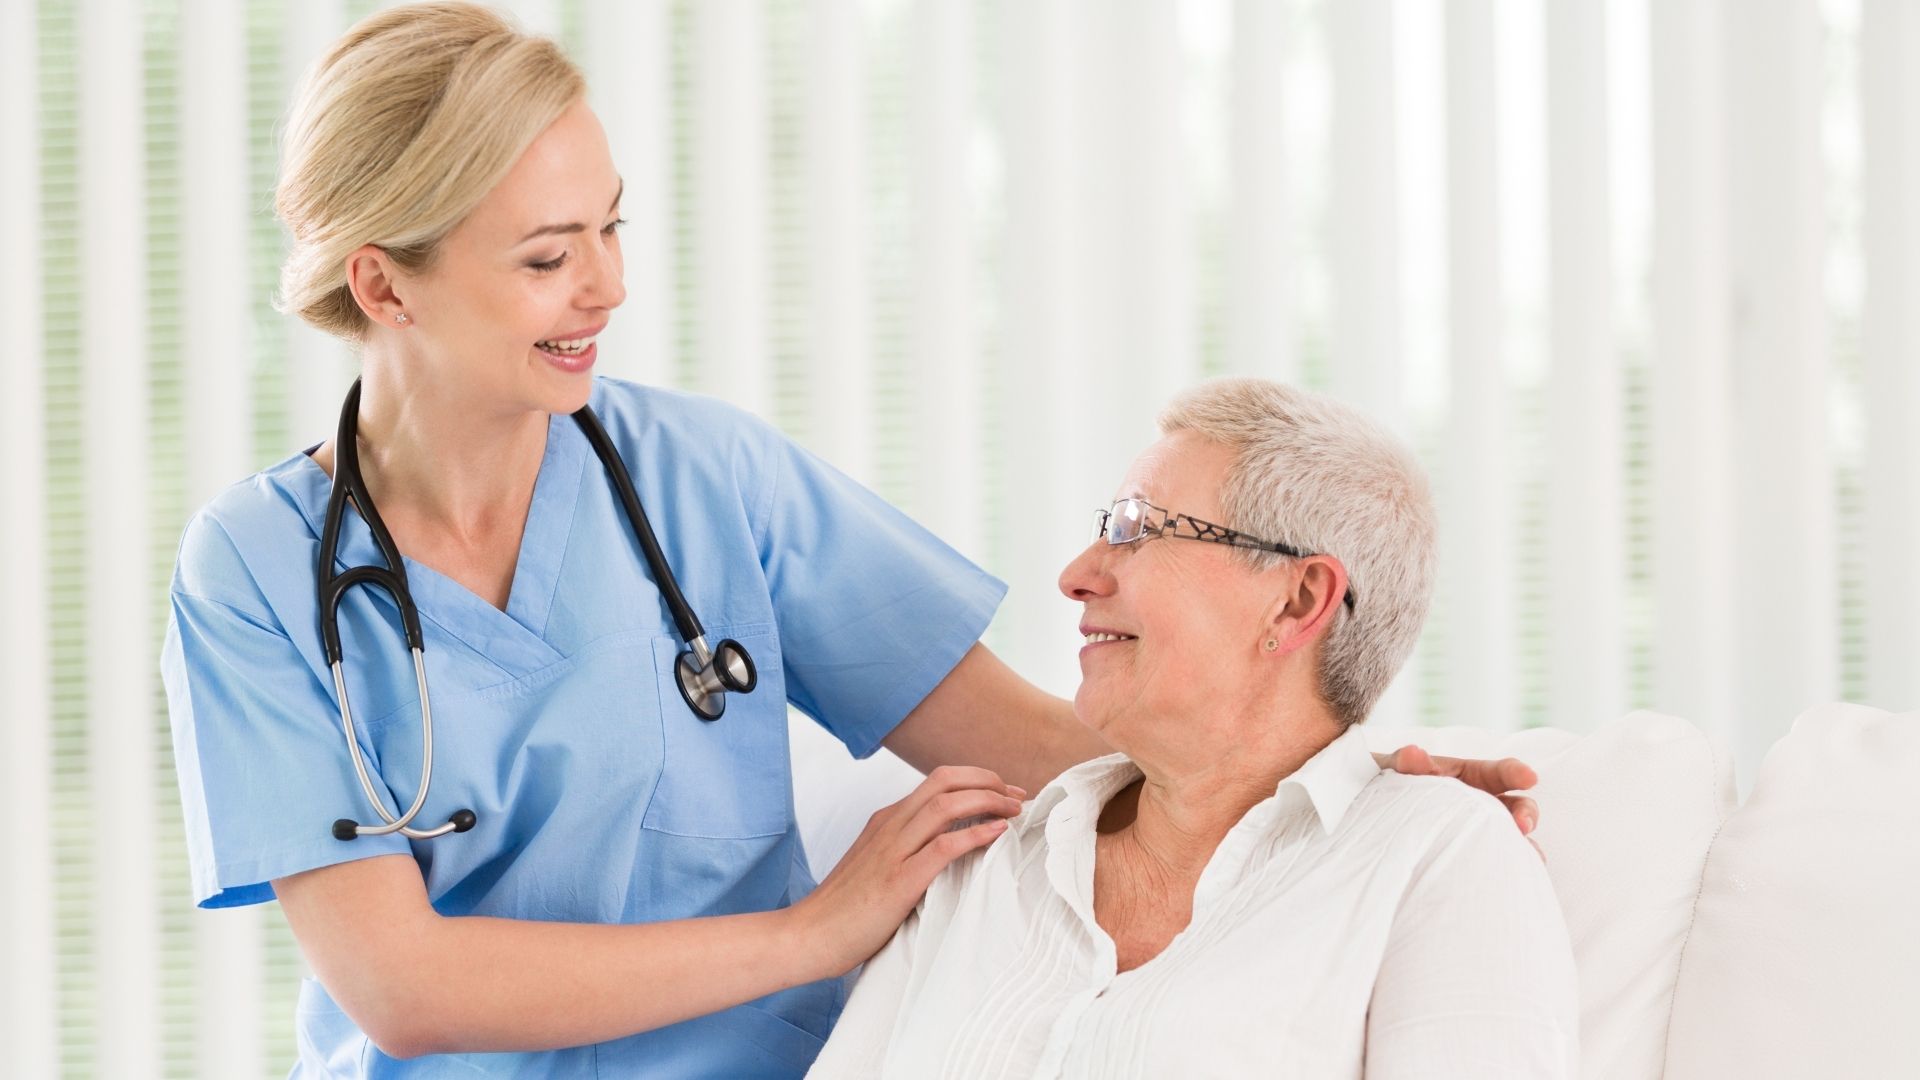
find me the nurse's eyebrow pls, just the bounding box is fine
[515,179,624,244]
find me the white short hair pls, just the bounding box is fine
[1157,377,1436,727]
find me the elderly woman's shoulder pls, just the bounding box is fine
[1359,767,1512,818]
[1352,769,1531,859]
[923,796,1053,905]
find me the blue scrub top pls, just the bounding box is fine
[160,377,1005,1078]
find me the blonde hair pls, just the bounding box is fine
[273,2,585,343]
[1157,378,1437,728]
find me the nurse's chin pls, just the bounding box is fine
[529,353,597,410]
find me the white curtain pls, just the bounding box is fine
[3,0,1913,1074]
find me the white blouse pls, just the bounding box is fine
[807,724,1578,1079]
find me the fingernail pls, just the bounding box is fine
[1010,787,1029,799]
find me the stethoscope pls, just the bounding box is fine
[318,379,757,842]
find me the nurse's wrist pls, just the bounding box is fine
[779,896,854,981]
[775,895,829,980]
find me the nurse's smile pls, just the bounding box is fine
[534,321,604,373]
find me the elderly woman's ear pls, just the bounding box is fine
[1265,556,1349,656]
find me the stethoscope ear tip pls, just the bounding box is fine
[451,809,478,833]
[333,818,360,841]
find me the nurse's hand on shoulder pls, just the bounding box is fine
[793,764,1025,976]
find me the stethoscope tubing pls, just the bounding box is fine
[570,406,703,647]
[329,651,463,840]
[570,404,758,718]
[319,382,424,662]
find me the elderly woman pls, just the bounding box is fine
[807,378,1578,1078]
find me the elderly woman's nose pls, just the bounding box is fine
[1058,542,1114,600]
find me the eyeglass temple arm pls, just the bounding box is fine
[1228,535,1359,612]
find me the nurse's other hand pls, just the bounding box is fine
[793,764,1026,976]
[1378,744,1541,841]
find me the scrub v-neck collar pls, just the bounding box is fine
[289,409,588,678]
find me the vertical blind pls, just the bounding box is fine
[2,0,1914,1075]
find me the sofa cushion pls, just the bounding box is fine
[1366,712,1733,1080]
[1662,703,1920,1080]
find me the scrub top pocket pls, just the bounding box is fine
[357,634,673,919]
[641,625,793,839]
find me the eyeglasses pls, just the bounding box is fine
[1090,497,1357,612]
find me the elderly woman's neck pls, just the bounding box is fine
[1098,705,1345,871]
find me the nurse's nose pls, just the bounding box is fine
[581,226,627,312]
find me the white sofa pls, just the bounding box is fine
[788,703,1920,1079]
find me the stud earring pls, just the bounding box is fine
[394,312,410,326]
[1264,638,1279,652]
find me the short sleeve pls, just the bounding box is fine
[162,515,410,909]
[752,428,1006,759]
[1363,797,1581,1079]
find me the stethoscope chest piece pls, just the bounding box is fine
[676,636,758,721]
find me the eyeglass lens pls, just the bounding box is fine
[1102,498,1150,544]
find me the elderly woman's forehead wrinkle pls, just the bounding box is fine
[1118,432,1236,523]
[1119,444,1172,495]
